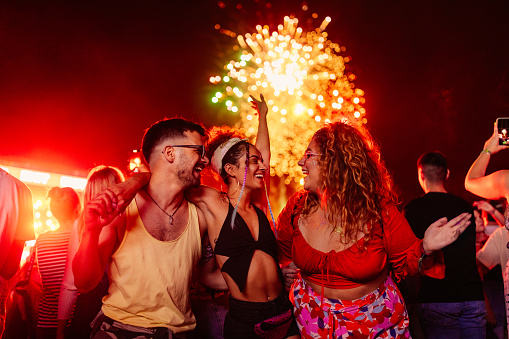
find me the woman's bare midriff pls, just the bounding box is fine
[221,250,283,302]
[304,267,389,301]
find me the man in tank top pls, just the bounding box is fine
[74,118,219,338]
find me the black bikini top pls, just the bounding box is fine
[214,202,280,292]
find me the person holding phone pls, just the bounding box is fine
[497,117,509,146]
[465,119,509,337]
[465,119,509,228]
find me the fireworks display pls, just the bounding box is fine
[210,15,366,184]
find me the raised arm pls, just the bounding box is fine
[251,94,270,171]
[250,94,270,211]
[465,121,509,201]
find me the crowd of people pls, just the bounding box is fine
[0,96,508,338]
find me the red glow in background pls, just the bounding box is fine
[0,1,508,205]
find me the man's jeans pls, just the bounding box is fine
[418,301,486,339]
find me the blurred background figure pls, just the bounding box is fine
[474,200,507,339]
[473,200,505,252]
[465,120,509,339]
[0,168,35,336]
[57,166,124,339]
[35,187,80,339]
[404,151,484,339]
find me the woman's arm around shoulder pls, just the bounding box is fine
[185,185,227,210]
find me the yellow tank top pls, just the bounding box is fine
[102,199,201,332]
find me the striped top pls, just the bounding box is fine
[35,230,71,328]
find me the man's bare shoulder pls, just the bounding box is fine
[186,185,228,209]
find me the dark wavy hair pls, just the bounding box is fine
[141,118,207,165]
[206,126,251,185]
[301,121,398,244]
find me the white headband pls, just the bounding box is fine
[211,138,248,174]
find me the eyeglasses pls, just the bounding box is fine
[303,150,321,163]
[163,145,206,159]
[304,150,321,159]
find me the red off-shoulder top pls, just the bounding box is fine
[277,191,445,289]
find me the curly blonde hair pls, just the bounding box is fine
[301,121,398,244]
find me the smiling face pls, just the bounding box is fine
[226,144,267,191]
[298,138,323,194]
[175,130,209,188]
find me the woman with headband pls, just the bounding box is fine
[185,95,299,338]
[104,95,299,338]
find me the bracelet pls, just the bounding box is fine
[480,149,492,156]
[418,252,431,272]
[418,242,432,272]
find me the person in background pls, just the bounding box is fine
[404,151,485,339]
[57,166,125,339]
[278,120,472,338]
[474,200,505,230]
[474,202,507,339]
[0,169,34,280]
[0,169,35,336]
[477,218,509,339]
[35,187,80,339]
[466,120,509,338]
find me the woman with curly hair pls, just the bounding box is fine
[277,120,473,338]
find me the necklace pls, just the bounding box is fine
[144,188,184,226]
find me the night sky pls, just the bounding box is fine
[1,0,508,206]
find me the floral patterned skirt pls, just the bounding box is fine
[290,276,410,338]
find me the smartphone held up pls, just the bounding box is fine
[497,117,509,145]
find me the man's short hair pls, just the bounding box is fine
[141,118,206,164]
[417,151,448,183]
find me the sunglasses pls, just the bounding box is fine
[164,145,206,159]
